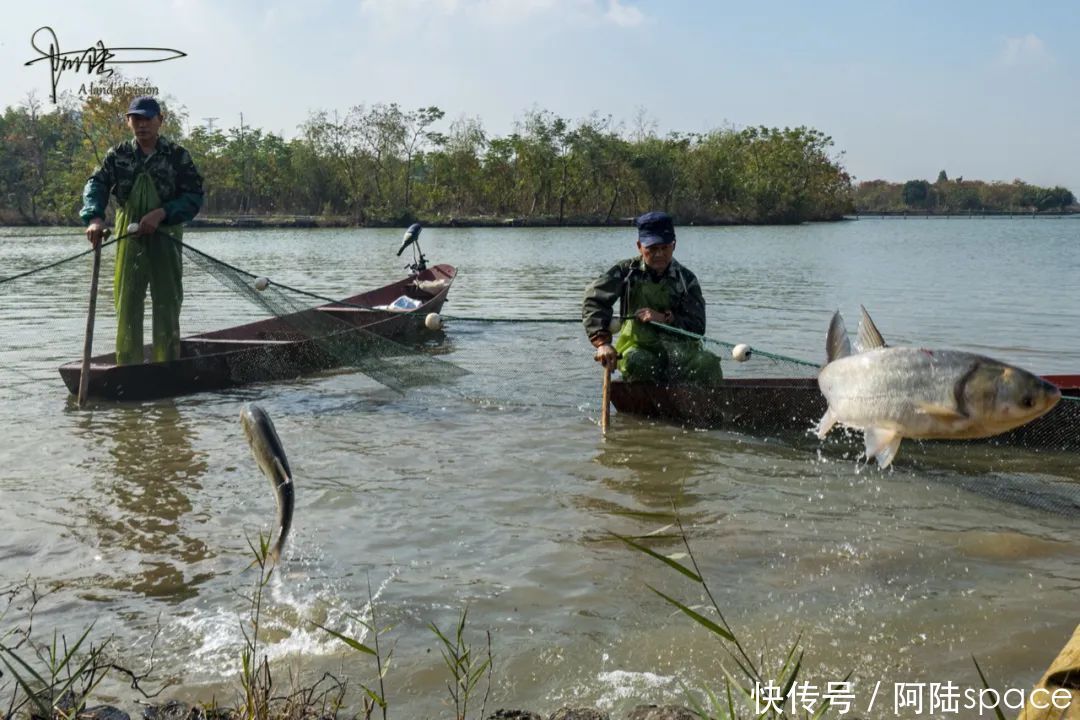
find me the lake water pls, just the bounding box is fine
[1,218,1078,718]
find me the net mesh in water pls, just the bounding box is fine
[178,241,468,393]
[0,230,467,402]
[1,229,1078,516]
[424,309,1080,518]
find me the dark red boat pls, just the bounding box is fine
[59,264,456,401]
[609,375,1080,452]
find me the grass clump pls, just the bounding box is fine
[0,580,169,720]
[612,513,848,719]
[1,532,495,720]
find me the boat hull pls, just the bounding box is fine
[59,264,456,401]
[609,375,1080,453]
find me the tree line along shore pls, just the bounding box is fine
[1,87,1075,228]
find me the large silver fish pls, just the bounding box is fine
[816,307,1061,468]
[240,403,294,563]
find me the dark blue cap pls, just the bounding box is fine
[126,96,161,118]
[636,211,676,247]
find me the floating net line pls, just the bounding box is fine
[0,230,468,404]
[439,313,822,377]
[0,232,122,402]
[435,312,1080,516]
[2,231,1079,517]
[0,231,821,435]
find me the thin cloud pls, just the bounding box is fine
[999,33,1051,68]
[357,0,644,27]
[605,0,643,27]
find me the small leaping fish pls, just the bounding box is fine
[240,403,295,563]
[816,306,1061,468]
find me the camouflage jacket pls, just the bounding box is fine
[79,136,204,225]
[581,257,708,346]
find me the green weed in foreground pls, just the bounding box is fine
[613,512,1035,720]
[0,535,493,720]
[0,622,109,720]
[429,607,493,720]
[0,580,123,720]
[1,523,1039,720]
[237,531,351,720]
[238,532,275,720]
[312,588,494,720]
[612,514,847,720]
[310,575,392,720]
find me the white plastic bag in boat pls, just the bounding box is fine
[375,295,423,312]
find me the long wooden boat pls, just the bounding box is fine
[59,264,456,401]
[609,375,1080,452]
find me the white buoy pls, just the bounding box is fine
[254,277,270,291]
[732,343,752,362]
[608,317,622,334]
[425,312,443,330]
[126,223,140,236]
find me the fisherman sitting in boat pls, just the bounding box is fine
[81,96,205,365]
[582,211,722,384]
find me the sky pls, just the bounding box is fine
[3,0,1078,192]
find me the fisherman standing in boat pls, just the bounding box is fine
[81,96,205,365]
[582,211,722,384]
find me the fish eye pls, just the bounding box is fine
[1020,394,1035,409]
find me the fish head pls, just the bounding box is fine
[240,403,261,447]
[240,403,293,484]
[960,362,1062,433]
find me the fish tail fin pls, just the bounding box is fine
[864,427,903,468]
[826,311,851,363]
[816,408,837,439]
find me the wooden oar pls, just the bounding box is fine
[78,228,109,407]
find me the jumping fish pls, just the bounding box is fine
[240,403,295,563]
[816,307,1061,468]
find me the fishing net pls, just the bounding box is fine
[177,241,468,392]
[0,232,112,404]
[426,311,822,413]
[2,228,1078,517]
[426,310,1080,518]
[0,228,466,406]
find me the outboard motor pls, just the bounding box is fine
[397,222,427,273]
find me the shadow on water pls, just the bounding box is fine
[71,401,216,600]
[902,444,1080,519]
[793,427,1080,519]
[600,398,1080,521]
[577,421,801,543]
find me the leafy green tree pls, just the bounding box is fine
[631,132,690,214]
[480,136,518,215]
[303,109,378,221]
[400,106,445,213]
[902,179,931,208]
[1041,186,1076,210]
[948,181,982,211]
[427,115,487,215]
[0,95,939,226]
[565,115,634,222]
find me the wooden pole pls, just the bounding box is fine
[601,364,612,436]
[78,229,108,407]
